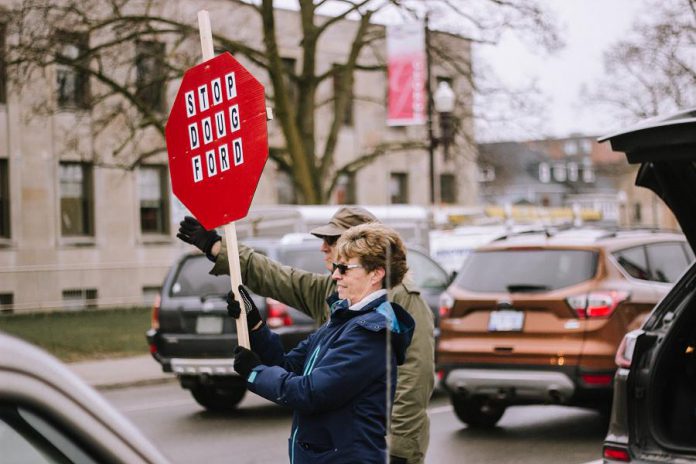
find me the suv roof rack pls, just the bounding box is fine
[593,226,682,241]
[491,223,576,242]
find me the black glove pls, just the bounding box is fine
[233,345,261,378]
[176,216,221,260]
[227,285,264,332]
[389,456,408,464]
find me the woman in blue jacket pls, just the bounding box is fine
[231,223,415,463]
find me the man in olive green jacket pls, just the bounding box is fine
[178,207,434,464]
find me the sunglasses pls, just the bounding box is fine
[332,262,363,275]
[322,235,339,246]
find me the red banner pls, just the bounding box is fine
[387,22,426,126]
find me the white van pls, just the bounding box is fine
[234,205,432,251]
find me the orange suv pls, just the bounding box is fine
[437,227,694,427]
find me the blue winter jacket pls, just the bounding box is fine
[246,292,415,464]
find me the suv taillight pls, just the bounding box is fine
[439,292,454,319]
[150,293,161,330]
[615,329,641,369]
[566,290,629,319]
[267,299,293,328]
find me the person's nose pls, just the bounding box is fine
[320,241,330,253]
[331,268,342,281]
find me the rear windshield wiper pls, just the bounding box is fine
[506,284,549,293]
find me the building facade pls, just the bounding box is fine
[478,135,678,228]
[0,2,477,311]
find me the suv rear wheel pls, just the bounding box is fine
[190,385,246,411]
[451,394,506,428]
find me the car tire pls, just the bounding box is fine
[451,394,506,428]
[190,385,246,411]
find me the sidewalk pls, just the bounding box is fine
[68,354,175,390]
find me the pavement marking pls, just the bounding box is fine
[120,399,194,413]
[580,460,602,464]
[427,405,453,415]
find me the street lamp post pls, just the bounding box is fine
[425,14,456,205]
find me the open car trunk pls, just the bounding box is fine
[626,266,696,457]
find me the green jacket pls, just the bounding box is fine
[210,242,434,463]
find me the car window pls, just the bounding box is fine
[646,242,691,283]
[170,255,231,297]
[453,249,598,292]
[614,246,651,280]
[407,250,449,289]
[0,404,98,464]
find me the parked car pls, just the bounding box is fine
[147,234,450,411]
[598,109,696,463]
[437,226,693,428]
[0,331,169,463]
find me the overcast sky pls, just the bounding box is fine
[477,0,644,139]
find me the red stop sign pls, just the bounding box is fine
[166,52,268,230]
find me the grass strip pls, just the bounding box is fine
[0,307,151,362]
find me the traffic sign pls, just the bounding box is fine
[165,52,269,230]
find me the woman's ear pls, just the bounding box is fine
[372,267,386,285]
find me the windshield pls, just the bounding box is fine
[454,249,598,292]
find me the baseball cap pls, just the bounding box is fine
[310,206,378,238]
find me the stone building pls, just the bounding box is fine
[0,2,477,311]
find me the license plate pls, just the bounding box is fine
[196,316,223,334]
[488,310,524,332]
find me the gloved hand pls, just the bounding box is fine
[227,285,264,332]
[389,455,408,464]
[176,216,221,260]
[233,345,261,378]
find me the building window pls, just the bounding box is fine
[135,41,166,112]
[582,158,595,183]
[276,169,297,204]
[440,173,457,204]
[580,139,592,155]
[538,162,551,183]
[59,162,93,236]
[0,23,6,105]
[0,293,12,313]
[56,32,90,109]
[0,159,8,238]
[552,163,567,182]
[281,57,297,106]
[563,140,578,156]
[332,64,353,126]
[633,203,642,223]
[62,288,97,310]
[335,173,356,204]
[390,172,408,204]
[566,162,579,182]
[139,166,169,234]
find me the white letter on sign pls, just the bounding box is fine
[229,104,240,133]
[206,150,217,177]
[211,78,223,106]
[192,156,203,182]
[185,91,196,117]
[198,84,210,112]
[232,138,244,166]
[225,72,237,100]
[188,123,199,149]
[215,111,226,138]
[219,144,230,172]
[202,117,213,145]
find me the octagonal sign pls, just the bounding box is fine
[166,52,268,230]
